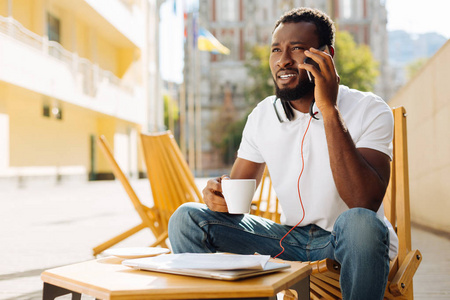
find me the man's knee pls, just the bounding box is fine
[169,202,203,234]
[334,208,389,251]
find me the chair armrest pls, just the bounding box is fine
[310,259,340,274]
[389,249,422,296]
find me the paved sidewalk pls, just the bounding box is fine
[0,179,448,299]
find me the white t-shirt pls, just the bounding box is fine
[237,85,398,259]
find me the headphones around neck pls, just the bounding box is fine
[273,98,318,123]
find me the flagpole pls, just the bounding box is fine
[179,0,187,158]
[195,30,202,176]
[180,77,187,158]
[168,82,174,132]
[187,11,195,171]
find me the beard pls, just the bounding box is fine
[274,76,315,102]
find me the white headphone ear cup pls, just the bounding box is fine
[273,98,289,123]
[309,100,319,120]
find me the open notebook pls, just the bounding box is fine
[122,253,290,281]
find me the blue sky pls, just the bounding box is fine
[386,0,450,38]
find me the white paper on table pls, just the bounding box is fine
[123,253,271,270]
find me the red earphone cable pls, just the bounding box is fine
[273,114,315,258]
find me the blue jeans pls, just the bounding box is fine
[168,203,390,300]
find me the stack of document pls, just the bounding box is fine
[122,253,290,280]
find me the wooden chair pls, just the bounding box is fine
[253,107,422,299]
[92,131,202,256]
[251,166,281,223]
[139,131,203,238]
[92,135,168,256]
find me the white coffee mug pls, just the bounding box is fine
[222,179,256,214]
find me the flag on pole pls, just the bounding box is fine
[197,28,230,55]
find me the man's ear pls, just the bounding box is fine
[329,45,335,58]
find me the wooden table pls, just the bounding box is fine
[41,257,311,300]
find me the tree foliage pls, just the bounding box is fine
[244,45,275,106]
[334,31,379,91]
[163,93,179,129]
[208,112,247,165]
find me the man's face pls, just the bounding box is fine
[269,21,320,102]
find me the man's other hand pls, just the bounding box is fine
[202,175,230,212]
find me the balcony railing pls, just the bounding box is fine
[0,15,133,96]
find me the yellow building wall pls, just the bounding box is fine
[0,0,7,16]
[119,48,136,79]
[8,85,96,169]
[31,0,45,36]
[2,0,51,36]
[389,40,450,233]
[0,83,9,170]
[11,0,30,28]
[4,83,141,178]
[98,36,118,75]
[0,82,7,113]
[75,20,89,59]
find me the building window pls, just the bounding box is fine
[342,0,352,19]
[43,99,63,120]
[217,0,238,22]
[47,13,61,43]
[43,103,50,117]
[52,106,63,120]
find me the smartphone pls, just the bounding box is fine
[304,45,330,82]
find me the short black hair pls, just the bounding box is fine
[273,7,335,47]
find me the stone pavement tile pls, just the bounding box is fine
[0,277,44,300]
[411,226,450,299]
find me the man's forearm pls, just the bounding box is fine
[322,107,389,211]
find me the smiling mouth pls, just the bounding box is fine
[279,74,297,79]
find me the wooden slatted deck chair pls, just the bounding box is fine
[93,135,168,256]
[92,132,202,256]
[139,131,203,243]
[252,107,422,299]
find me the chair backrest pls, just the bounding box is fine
[383,107,413,277]
[97,135,149,222]
[140,131,203,231]
[251,167,281,223]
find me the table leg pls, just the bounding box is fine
[289,276,310,300]
[42,282,81,300]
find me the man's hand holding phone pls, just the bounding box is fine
[299,45,340,116]
[303,45,330,82]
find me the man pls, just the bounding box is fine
[169,7,397,299]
